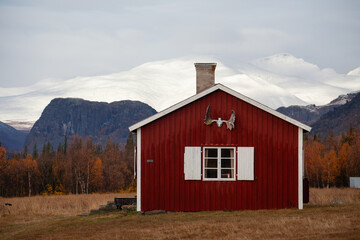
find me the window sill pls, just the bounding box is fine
[202,178,236,181]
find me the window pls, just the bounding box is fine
[203,147,235,180]
[184,146,254,181]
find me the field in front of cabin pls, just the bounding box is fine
[1,189,360,240]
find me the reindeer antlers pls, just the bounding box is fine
[204,105,235,130]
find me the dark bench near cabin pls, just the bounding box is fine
[114,196,137,209]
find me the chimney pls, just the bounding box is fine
[195,63,217,94]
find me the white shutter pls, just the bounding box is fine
[184,147,201,180]
[237,147,254,180]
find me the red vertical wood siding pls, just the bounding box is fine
[140,90,299,211]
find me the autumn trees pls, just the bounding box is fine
[0,134,135,197]
[0,146,8,196]
[305,125,360,188]
[0,149,39,197]
[1,124,358,197]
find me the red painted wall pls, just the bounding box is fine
[140,90,299,211]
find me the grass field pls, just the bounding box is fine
[0,192,136,216]
[1,188,360,240]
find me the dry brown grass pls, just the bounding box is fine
[1,205,359,240]
[1,189,360,240]
[309,187,360,205]
[0,192,135,216]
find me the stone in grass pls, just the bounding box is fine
[141,210,167,215]
[90,209,100,214]
[331,199,344,205]
[122,205,137,212]
[99,204,117,212]
[79,212,90,216]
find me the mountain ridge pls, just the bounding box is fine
[0,121,28,152]
[276,92,358,126]
[5,90,359,152]
[24,98,157,150]
[1,54,360,130]
[310,92,360,136]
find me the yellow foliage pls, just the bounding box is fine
[321,149,340,187]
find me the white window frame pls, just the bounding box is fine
[203,147,236,181]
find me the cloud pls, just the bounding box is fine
[1,55,359,128]
[0,0,359,88]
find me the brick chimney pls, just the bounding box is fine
[194,63,217,94]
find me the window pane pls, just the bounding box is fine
[222,149,235,158]
[221,169,234,179]
[205,169,217,178]
[204,147,235,180]
[205,148,217,158]
[221,159,232,168]
[205,159,217,168]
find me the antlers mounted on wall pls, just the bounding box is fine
[204,105,235,130]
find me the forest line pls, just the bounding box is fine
[0,134,135,197]
[1,125,360,197]
[305,125,360,188]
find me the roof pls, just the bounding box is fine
[129,84,312,132]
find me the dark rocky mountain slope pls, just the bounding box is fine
[25,98,156,150]
[277,93,357,126]
[0,121,28,152]
[311,92,360,136]
[277,91,359,137]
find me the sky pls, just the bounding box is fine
[0,0,359,88]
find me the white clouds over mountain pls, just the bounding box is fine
[1,1,359,88]
[1,54,359,129]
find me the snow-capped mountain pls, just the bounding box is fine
[1,54,359,130]
[245,54,360,104]
[276,91,358,125]
[347,66,360,76]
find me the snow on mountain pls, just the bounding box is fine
[300,92,358,115]
[326,92,359,106]
[246,53,360,105]
[1,54,359,130]
[251,53,321,78]
[347,67,360,76]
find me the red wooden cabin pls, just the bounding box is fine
[129,63,311,212]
